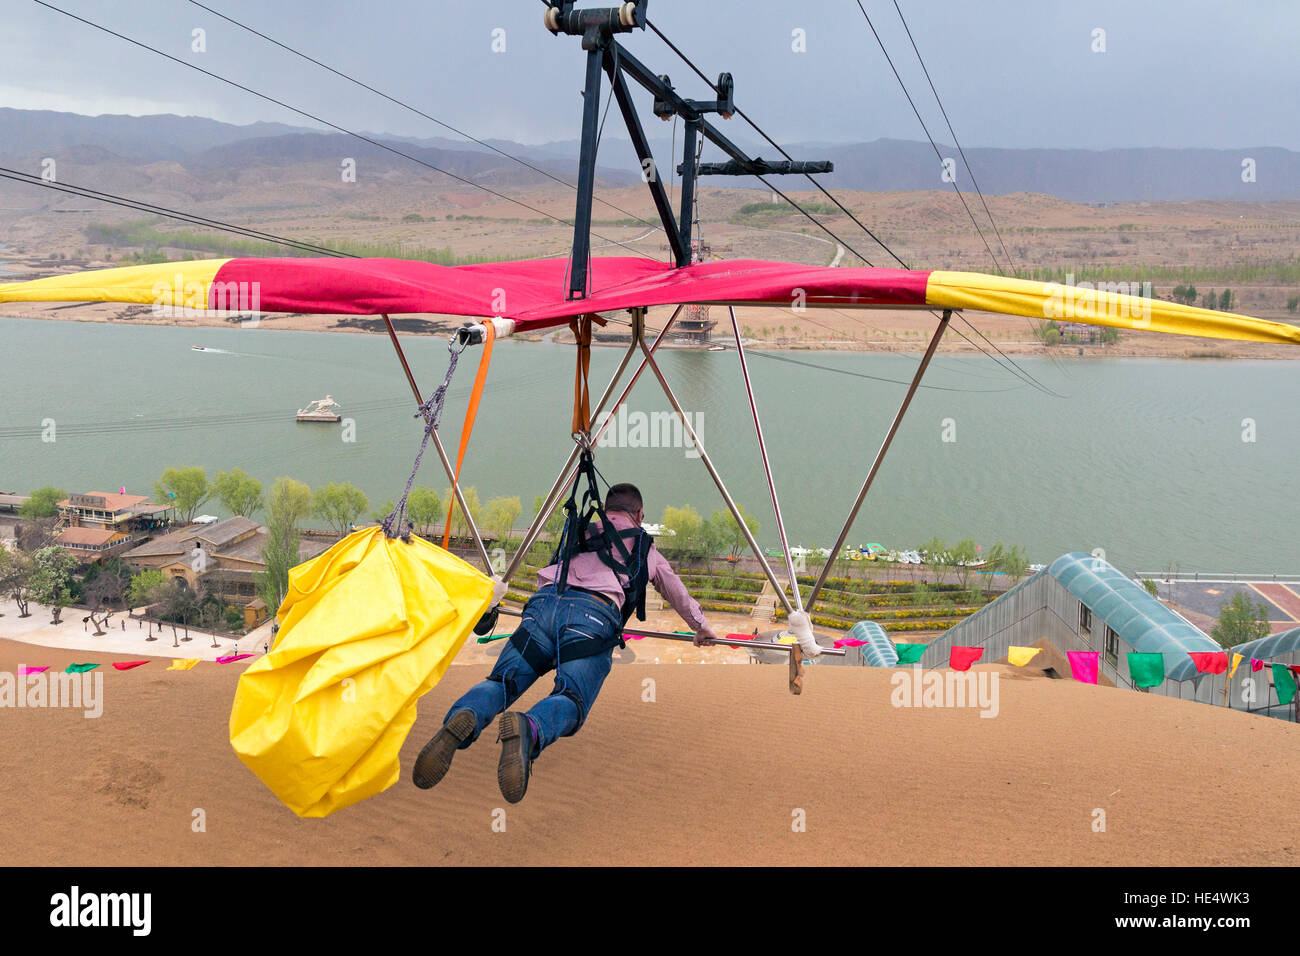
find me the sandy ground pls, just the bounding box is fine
[2,635,1296,866]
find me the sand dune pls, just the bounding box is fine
[1,638,1296,866]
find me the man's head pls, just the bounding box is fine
[605,483,643,522]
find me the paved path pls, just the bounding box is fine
[0,598,273,661]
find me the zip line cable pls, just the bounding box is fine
[851,0,1004,276]
[891,0,1017,277]
[0,167,356,258]
[183,0,658,232]
[644,17,901,268]
[31,0,657,263]
[642,16,1060,397]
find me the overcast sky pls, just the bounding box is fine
[4,0,1299,150]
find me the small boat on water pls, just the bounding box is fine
[191,345,207,351]
[296,395,342,423]
[707,344,726,352]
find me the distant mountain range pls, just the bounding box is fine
[2,108,1297,202]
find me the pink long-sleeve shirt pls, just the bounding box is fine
[536,511,706,630]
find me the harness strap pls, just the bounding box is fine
[442,320,496,549]
[570,314,593,435]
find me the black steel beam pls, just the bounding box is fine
[678,119,699,256]
[611,42,754,164]
[695,158,834,176]
[604,50,686,267]
[568,44,605,299]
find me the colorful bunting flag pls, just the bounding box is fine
[1067,651,1099,684]
[833,638,867,648]
[167,659,201,671]
[17,666,48,675]
[217,654,254,664]
[112,661,149,671]
[1126,652,1165,688]
[949,646,983,671]
[894,643,927,665]
[1188,651,1229,675]
[1007,646,1041,667]
[64,663,100,674]
[1230,653,1243,677]
[1251,658,1265,672]
[1273,664,1298,705]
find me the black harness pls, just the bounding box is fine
[550,447,654,629]
[506,448,653,672]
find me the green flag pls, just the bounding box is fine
[1273,664,1298,705]
[64,663,100,673]
[894,643,927,665]
[1126,652,1165,688]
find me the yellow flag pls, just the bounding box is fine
[1007,646,1041,666]
[167,658,201,671]
[1230,653,1243,677]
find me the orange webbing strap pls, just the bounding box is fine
[442,322,495,550]
[570,314,593,436]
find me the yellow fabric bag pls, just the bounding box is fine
[229,526,494,818]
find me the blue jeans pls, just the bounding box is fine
[444,585,622,755]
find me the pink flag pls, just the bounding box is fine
[17,666,48,675]
[949,646,983,671]
[1188,651,1229,675]
[216,654,254,664]
[1067,651,1099,684]
[833,638,868,648]
[119,486,126,495]
[1251,658,1265,672]
[112,660,149,670]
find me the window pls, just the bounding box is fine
[1104,627,1119,668]
[1079,603,1092,636]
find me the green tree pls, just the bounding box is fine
[1211,592,1270,649]
[407,487,443,536]
[708,505,760,560]
[1202,289,1218,310]
[659,504,709,561]
[1001,545,1030,586]
[1287,295,1298,313]
[483,495,522,546]
[442,486,482,544]
[312,481,370,535]
[950,538,979,592]
[126,569,168,609]
[18,485,66,518]
[533,494,566,541]
[0,547,37,617]
[1043,327,1062,347]
[214,468,264,518]
[155,466,212,523]
[256,477,312,612]
[30,546,78,624]
[1141,578,1159,598]
[1219,288,1233,311]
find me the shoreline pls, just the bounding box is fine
[3,307,1297,361]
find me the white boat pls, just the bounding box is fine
[191,345,207,351]
[296,395,342,423]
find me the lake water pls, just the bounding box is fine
[2,315,1297,573]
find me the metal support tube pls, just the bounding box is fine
[603,49,686,266]
[677,119,699,254]
[493,604,846,656]
[381,314,492,572]
[727,306,802,612]
[568,43,605,299]
[636,331,796,615]
[501,305,684,584]
[806,310,952,611]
